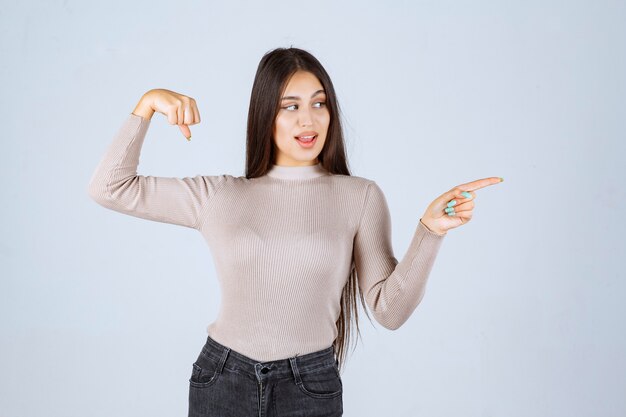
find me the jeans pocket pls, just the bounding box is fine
[189,354,221,389]
[296,364,343,399]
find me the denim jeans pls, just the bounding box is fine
[188,334,343,417]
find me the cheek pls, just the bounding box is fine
[315,110,330,124]
[317,116,331,141]
[274,131,297,152]
[273,118,290,146]
[318,114,330,143]
[317,136,327,150]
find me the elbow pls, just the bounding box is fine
[376,313,406,331]
[383,317,405,331]
[87,181,120,213]
[376,294,426,331]
[87,178,105,204]
[87,180,97,201]
[87,173,113,206]
[368,296,410,331]
[87,175,140,214]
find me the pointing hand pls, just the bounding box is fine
[420,177,504,235]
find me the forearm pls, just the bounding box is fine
[364,221,446,330]
[87,114,149,205]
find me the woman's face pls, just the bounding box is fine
[273,70,330,166]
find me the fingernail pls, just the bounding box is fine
[499,177,504,182]
[187,135,192,141]
[445,207,455,213]
[461,191,471,199]
[447,200,457,208]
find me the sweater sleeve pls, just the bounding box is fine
[87,113,227,230]
[353,181,446,330]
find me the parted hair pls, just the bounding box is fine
[244,46,374,373]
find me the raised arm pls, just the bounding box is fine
[87,90,228,230]
[352,181,446,330]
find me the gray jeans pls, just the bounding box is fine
[188,334,343,417]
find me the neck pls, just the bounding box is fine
[266,162,328,180]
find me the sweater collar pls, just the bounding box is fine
[266,162,328,180]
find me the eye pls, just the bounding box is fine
[282,101,326,111]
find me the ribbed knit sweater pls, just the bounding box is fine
[88,113,447,361]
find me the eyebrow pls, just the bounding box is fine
[280,89,326,101]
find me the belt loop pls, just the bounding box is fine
[216,346,231,374]
[288,357,302,385]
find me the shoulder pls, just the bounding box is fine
[326,173,387,204]
[331,173,386,198]
[325,175,389,218]
[328,173,376,190]
[193,173,250,197]
[198,173,247,185]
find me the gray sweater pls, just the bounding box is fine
[88,113,446,361]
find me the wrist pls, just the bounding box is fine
[132,92,156,120]
[420,218,446,236]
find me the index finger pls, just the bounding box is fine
[458,177,503,192]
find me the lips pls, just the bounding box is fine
[295,131,318,140]
[294,134,317,143]
[294,135,317,148]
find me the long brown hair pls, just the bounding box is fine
[244,47,373,373]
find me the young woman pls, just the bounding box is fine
[88,47,502,417]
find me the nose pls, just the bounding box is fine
[299,108,313,127]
